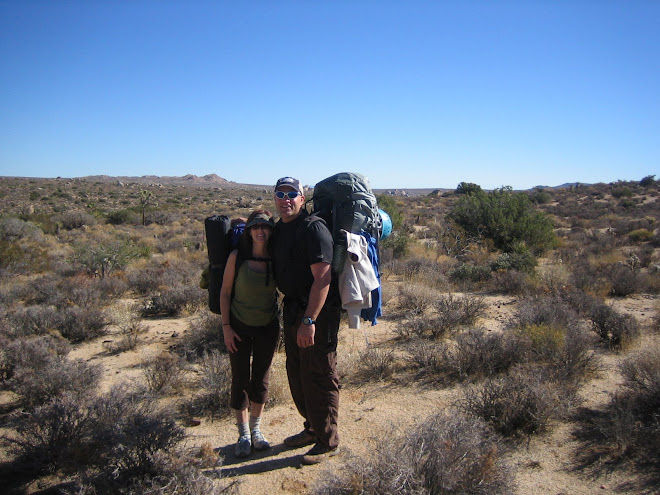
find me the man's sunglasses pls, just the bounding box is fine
[275,191,300,200]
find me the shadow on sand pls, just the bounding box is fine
[212,442,305,477]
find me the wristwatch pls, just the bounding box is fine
[302,316,316,325]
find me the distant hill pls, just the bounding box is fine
[35,174,601,193]
[80,174,238,187]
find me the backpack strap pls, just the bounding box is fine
[231,251,273,297]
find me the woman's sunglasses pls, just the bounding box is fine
[275,191,300,200]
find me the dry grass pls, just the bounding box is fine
[1,177,660,493]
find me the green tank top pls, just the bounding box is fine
[230,261,278,327]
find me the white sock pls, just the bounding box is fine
[249,415,262,435]
[237,421,249,438]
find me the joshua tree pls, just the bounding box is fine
[139,189,155,226]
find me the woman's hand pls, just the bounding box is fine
[223,325,242,353]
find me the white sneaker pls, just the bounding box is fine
[251,430,271,451]
[235,435,251,457]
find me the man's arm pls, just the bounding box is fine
[297,261,331,348]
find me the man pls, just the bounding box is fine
[271,176,341,465]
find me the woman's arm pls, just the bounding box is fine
[220,250,241,353]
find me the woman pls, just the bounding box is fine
[220,209,280,458]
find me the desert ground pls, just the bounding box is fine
[1,176,659,494]
[52,291,657,495]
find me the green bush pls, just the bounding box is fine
[381,232,410,259]
[611,187,633,198]
[455,181,483,195]
[450,262,491,283]
[376,194,404,231]
[530,189,552,204]
[490,250,538,273]
[106,208,139,225]
[640,174,656,187]
[0,239,50,274]
[449,186,556,253]
[71,239,151,278]
[628,228,653,243]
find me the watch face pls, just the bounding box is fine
[303,317,314,325]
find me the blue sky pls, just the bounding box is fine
[1,1,658,190]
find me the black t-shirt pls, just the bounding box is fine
[272,211,335,305]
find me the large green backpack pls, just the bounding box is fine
[310,172,381,273]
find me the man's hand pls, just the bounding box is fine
[297,322,315,348]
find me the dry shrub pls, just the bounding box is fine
[568,256,603,292]
[393,256,449,288]
[512,295,579,331]
[460,368,559,437]
[58,305,110,343]
[125,450,234,495]
[314,411,512,495]
[5,305,62,338]
[23,273,63,305]
[189,350,232,417]
[0,217,43,241]
[619,346,660,418]
[440,329,524,383]
[264,358,288,407]
[356,346,396,381]
[395,313,438,340]
[601,263,640,296]
[589,303,640,350]
[58,210,96,230]
[0,334,70,383]
[573,347,660,488]
[397,284,437,316]
[141,283,206,317]
[4,385,187,491]
[5,303,109,343]
[10,354,102,409]
[57,275,106,307]
[488,269,534,295]
[537,263,571,293]
[405,338,444,376]
[560,287,601,317]
[94,275,128,299]
[142,352,186,394]
[125,263,167,295]
[192,442,223,469]
[90,388,186,485]
[177,312,226,361]
[396,293,487,341]
[104,310,148,354]
[516,324,598,393]
[5,392,93,473]
[433,294,487,337]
